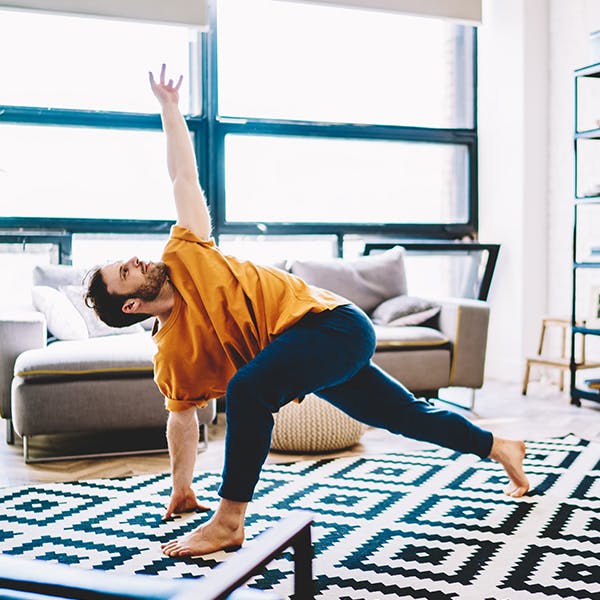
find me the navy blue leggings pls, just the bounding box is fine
[219,304,493,502]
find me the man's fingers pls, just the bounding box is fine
[160,63,166,84]
[175,75,183,91]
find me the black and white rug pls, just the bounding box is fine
[0,434,598,599]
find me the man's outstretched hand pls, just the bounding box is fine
[163,487,211,521]
[149,63,183,107]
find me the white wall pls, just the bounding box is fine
[479,0,600,382]
[478,0,549,380]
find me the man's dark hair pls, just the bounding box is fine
[84,267,151,328]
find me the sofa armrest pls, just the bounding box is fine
[436,298,490,389]
[0,311,47,420]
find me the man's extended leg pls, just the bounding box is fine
[316,361,529,497]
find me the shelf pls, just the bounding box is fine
[571,64,600,406]
[575,128,600,139]
[573,326,600,336]
[575,62,600,77]
[571,387,600,403]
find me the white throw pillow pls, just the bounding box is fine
[31,286,89,340]
[60,285,144,338]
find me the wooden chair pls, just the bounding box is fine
[522,317,600,395]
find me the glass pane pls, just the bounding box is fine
[218,235,337,265]
[217,0,473,127]
[575,268,600,326]
[224,134,468,224]
[0,9,197,114]
[576,76,600,132]
[575,204,600,263]
[576,139,600,198]
[368,247,489,299]
[0,124,177,221]
[72,234,169,268]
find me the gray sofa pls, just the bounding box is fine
[0,264,215,462]
[0,247,489,462]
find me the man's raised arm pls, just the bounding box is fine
[149,64,211,241]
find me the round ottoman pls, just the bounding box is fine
[271,393,367,453]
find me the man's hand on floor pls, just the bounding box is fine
[163,487,211,520]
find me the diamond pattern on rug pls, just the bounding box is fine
[0,433,598,600]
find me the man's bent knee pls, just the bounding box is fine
[226,367,281,414]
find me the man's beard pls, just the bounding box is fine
[134,262,169,302]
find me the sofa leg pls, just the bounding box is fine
[198,423,209,452]
[6,419,15,445]
[23,435,30,462]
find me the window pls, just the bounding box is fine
[0,2,477,255]
[224,134,468,225]
[0,7,201,236]
[214,0,477,239]
[217,0,473,128]
[0,124,175,221]
[0,10,195,114]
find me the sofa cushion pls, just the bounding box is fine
[31,286,89,341]
[61,285,144,338]
[32,284,143,340]
[290,247,407,313]
[33,264,88,289]
[372,295,441,327]
[13,332,155,382]
[373,325,450,351]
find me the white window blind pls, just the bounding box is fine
[0,0,207,28]
[278,0,482,24]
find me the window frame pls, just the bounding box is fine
[0,8,478,245]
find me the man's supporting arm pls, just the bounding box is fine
[163,406,210,520]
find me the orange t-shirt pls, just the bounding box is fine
[153,226,347,411]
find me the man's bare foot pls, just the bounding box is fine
[162,498,248,558]
[161,515,244,557]
[489,437,530,497]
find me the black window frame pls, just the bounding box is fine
[0,6,478,249]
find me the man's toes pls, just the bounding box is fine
[162,542,182,556]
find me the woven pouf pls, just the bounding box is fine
[271,393,367,453]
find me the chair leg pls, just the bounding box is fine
[522,361,532,395]
[559,368,565,392]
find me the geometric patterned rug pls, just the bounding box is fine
[0,434,598,599]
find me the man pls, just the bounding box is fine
[85,65,529,558]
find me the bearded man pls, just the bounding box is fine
[85,65,530,558]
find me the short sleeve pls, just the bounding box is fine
[164,397,209,412]
[170,225,216,247]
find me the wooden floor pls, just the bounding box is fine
[1,378,599,488]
